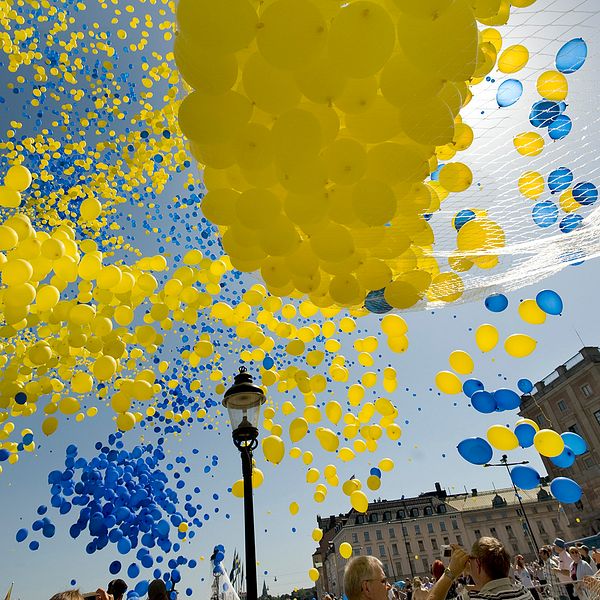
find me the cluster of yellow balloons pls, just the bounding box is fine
[175,0,525,310]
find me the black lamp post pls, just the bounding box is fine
[484,454,540,554]
[222,367,266,600]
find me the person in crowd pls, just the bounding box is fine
[514,554,540,600]
[426,537,534,600]
[412,577,428,600]
[405,580,414,600]
[95,579,128,600]
[343,555,392,600]
[553,537,576,600]
[148,579,170,600]
[579,546,592,566]
[569,546,595,599]
[591,548,600,570]
[432,559,458,599]
[49,592,84,600]
[538,545,560,599]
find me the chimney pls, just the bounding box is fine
[435,482,442,494]
[472,488,478,496]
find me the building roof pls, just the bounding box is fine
[445,486,546,512]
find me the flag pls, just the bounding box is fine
[4,583,13,600]
[229,549,241,585]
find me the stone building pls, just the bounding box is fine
[312,483,565,599]
[519,346,600,537]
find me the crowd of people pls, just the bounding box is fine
[339,536,600,600]
[48,578,174,600]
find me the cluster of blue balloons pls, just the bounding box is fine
[463,379,522,414]
[529,100,571,141]
[211,544,227,576]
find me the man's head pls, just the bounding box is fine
[468,537,511,587]
[569,546,582,563]
[107,579,128,600]
[554,538,566,553]
[344,555,390,600]
[539,546,551,562]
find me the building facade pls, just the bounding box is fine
[519,346,600,537]
[312,483,565,599]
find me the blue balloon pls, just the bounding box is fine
[0,449,10,462]
[532,201,558,228]
[471,391,496,414]
[561,432,587,455]
[493,389,521,411]
[369,467,382,477]
[536,289,563,315]
[262,356,274,370]
[559,213,583,234]
[548,114,572,140]
[556,38,587,74]
[550,477,582,503]
[463,379,485,398]
[517,379,533,394]
[496,79,523,107]
[548,167,573,194]
[510,465,541,490]
[572,182,598,206]
[454,209,476,232]
[485,293,508,313]
[515,423,536,448]
[365,289,393,314]
[109,561,122,575]
[457,437,493,465]
[16,528,29,542]
[128,563,141,578]
[529,101,560,128]
[550,446,576,468]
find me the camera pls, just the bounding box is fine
[441,545,452,558]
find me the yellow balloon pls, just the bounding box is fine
[379,458,394,471]
[533,429,565,457]
[475,324,499,352]
[339,541,353,559]
[232,479,245,498]
[487,424,519,451]
[316,427,340,452]
[435,371,463,394]
[514,418,539,432]
[289,501,300,515]
[289,417,309,442]
[386,423,402,441]
[262,435,285,464]
[381,314,408,336]
[449,350,474,374]
[513,132,544,157]
[5,165,32,191]
[325,401,342,425]
[93,355,117,381]
[2,259,33,286]
[350,489,369,513]
[0,186,21,208]
[312,528,323,542]
[308,567,320,582]
[306,468,320,483]
[438,162,473,193]
[537,70,568,102]
[42,416,58,436]
[367,475,381,491]
[518,300,547,325]
[498,44,529,73]
[116,412,136,432]
[504,333,537,358]
[518,171,544,200]
[0,225,18,251]
[559,189,580,214]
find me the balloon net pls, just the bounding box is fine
[423,0,600,307]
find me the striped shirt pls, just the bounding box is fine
[469,578,535,600]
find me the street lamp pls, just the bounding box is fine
[223,367,266,600]
[483,454,540,554]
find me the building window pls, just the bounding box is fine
[568,423,581,435]
[392,543,399,555]
[415,524,421,535]
[443,536,449,545]
[437,505,447,514]
[505,525,515,538]
[383,511,392,521]
[406,542,412,553]
[451,519,459,531]
[352,533,359,544]
[376,530,383,541]
[422,557,430,572]
[594,409,600,427]
[379,544,386,558]
[557,400,567,412]
[431,538,438,550]
[367,545,373,555]
[440,521,447,532]
[370,513,379,523]
[424,506,433,516]
[354,547,362,556]
[418,540,425,552]
[551,518,561,531]
[411,508,420,517]
[396,562,402,576]
[383,563,390,576]
[582,384,593,397]
[356,515,365,524]
[511,542,519,554]
[474,529,482,539]
[537,522,546,535]
[364,531,370,542]
[389,528,396,539]
[427,523,434,534]
[575,500,584,510]
[402,526,408,536]
[397,510,406,519]
[456,534,463,546]
[584,456,595,469]
[490,527,497,537]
